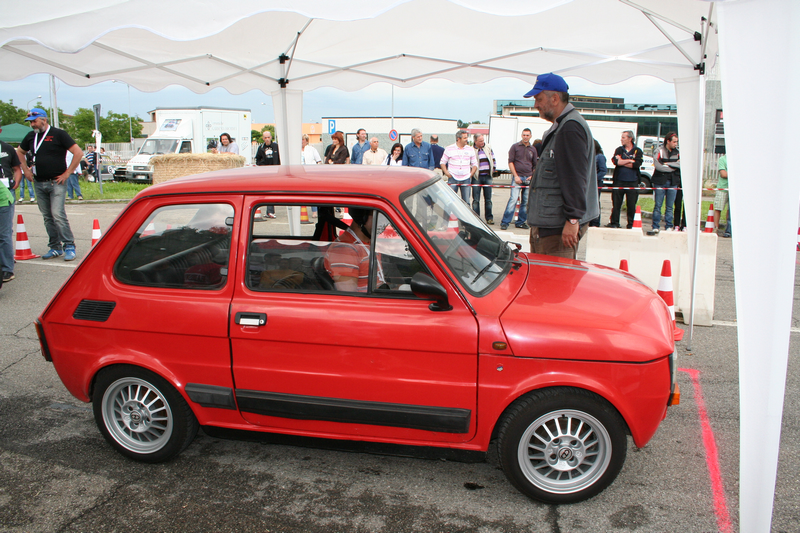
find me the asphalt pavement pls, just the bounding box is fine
[1,195,799,532]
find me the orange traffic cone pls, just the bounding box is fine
[632,205,642,229]
[619,259,629,272]
[514,198,520,223]
[300,206,311,224]
[141,222,156,237]
[704,203,715,233]
[657,260,684,341]
[342,208,352,226]
[14,214,40,260]
[91,219,102,247]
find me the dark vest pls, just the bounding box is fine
[528,110,598,228]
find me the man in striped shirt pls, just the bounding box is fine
[472,134,497,224]
[440,130,477,204]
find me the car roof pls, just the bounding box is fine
[137,165,438,200]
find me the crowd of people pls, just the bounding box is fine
[1,83,732,286]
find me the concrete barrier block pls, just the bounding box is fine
[585,227,717,326]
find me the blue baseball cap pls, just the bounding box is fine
[523,73,569,98]
[25,108,48,121]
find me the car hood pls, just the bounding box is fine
[500,255,674,363]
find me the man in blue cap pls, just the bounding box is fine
[523,73,598,259]
[16,108,83,261]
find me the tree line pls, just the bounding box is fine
[0,99,143,146]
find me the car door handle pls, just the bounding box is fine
[235,312,267,326]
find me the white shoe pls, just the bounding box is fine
[30,198,36,203]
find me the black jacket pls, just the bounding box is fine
[255,142,280,165]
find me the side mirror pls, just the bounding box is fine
[411,272,452,312]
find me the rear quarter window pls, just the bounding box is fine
[114,203,234,289]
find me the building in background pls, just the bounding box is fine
[320,117,459,154]
[495,95,678,139]
[250,123,323,145]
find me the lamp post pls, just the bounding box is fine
[26,95,42,110]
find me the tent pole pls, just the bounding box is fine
[686,74,706,350]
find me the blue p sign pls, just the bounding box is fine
[328,120,336,134]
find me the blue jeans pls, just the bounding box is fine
[34,180,74,250]
[501,178,530,226]
[471,174,493,220]
[652,181,677,230]
[0,201,14,273]
[67,173,83,199]
[448,177,471,203]
[18,178,35,201]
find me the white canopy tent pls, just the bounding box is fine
[2,1,796,530]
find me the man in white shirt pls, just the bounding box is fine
[361,137,388,166]
[301,134,322,165]
[440,130,477,203]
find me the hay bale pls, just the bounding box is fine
[151,153,246,184]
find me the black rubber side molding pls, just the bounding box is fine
[236,390,471,433]
[185,384,236,410]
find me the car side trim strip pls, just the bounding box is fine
[235,390,471,434]
[185,383,237,410]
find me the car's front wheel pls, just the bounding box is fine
[93,365,198,462]
[497,388,627,504]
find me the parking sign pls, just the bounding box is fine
[328,120,336,134]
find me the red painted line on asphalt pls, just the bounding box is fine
[679,368,733,533]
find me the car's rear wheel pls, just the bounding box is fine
[93,365,198,462]
[497,388,627,504]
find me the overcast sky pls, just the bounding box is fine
[0,73,676,126]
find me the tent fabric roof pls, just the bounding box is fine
[0,0,716,94]
[0,123,33,144]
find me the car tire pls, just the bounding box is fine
[93,365,198,463]
[497,387,627,504]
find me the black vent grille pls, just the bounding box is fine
[73,300,116,322]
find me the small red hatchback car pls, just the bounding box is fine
[36,165,678,504]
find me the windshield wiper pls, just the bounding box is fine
[473,240,509,283]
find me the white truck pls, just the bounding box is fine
[487,115,656,190]
[125,107,252,183]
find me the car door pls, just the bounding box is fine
[229,198,479,444]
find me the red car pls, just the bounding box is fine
[36,165,679,503]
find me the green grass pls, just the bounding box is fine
[69,181,150,201]
[635,198,716,216]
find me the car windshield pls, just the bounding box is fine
[138,139,179,156]
[403,181,513,294]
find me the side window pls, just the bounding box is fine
[248,204,332,292]
[247,204,427,296]
[114,203,234,289]
[179,141,192,154]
